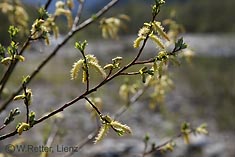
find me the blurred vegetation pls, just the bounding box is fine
[174,57,235,131]
[171,0,235,32]
[0,3,69,45]
[0,3,37,45]
[1,0,234,45]
[82,0,235,35]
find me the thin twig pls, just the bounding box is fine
[134,59,155,65]
[44,0,52,10]
[73,0,119,33]
[0,124,6,131]
[143,130,194,156]
[72,0,85,29]
[22,83,29,123]
[120,72,141,76]
[81,51,90,92]
[84,97,102,117]
[0,130,17,140]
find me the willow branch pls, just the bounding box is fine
[0,15,149,141]
[0,0,55,98]
[143,130,194,156]
[0,34,182,140]
[33,11,157,131]
[0,0,120,112]
[0,38,30,97]
[0,0,161,140]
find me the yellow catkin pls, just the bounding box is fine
[138,27,150,37]
[0,2,28,29]
[102,27,108,39]
[89,61,107,78]
[14,55,25,62]
[70,59,83,80]
[94,124,109,144]
[196,123,208,134]
[55,7,73,28]
[153,21,170,41]
[17,123,30,135]
[67,0,74,9]
[111,121,132,134]
[183,133,190,144]
[1,57,12,65]
[119,84,129,101]
[40,152,49,157]
[82,70,87,83]
[149,34,165,49]
[104,64,114,70]
[118,14,130,21]
[86,54,98,63]
[65,10,73,28]
[13,94,25,101]
[100,17,122,39]
[133,36,144,48]
[44,37,50,45]
[55,1,65,8]
[161,142,175,152]
[53,26,59,39]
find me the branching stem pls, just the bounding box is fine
[0,0,53,98]
[22,83,29,123]
[0,38,30,97]
[143,130,194,156]
[0,0,120,112]
[84,97,102,117]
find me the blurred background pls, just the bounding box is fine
[0,0,234,157]
[1,0,235,44]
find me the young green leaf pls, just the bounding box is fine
[8,26,19,39]
[4,108,21,125]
